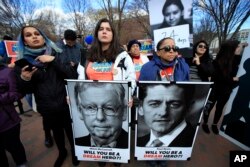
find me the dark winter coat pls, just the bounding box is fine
[139,55,189,81]
[15,52,77,116]
[186,54,214,81]
[0,64,22,132]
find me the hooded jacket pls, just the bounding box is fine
[139,55,189,81]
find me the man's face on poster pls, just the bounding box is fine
[78,85,126,146]
[139,85,186,137]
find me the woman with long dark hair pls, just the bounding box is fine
[202,40,243,134]
[187,40,214,81]
[77,18,136,167]
[78,18,136,86]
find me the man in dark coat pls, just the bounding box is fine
[137,84,195,147]
[74,82,129,149]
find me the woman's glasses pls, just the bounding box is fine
[159,46,179,52]
[198,44,207,49]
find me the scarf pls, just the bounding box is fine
[17,27,62,61]
[152,55,189,81]
[23,46,50,68]
[159,59,177,69]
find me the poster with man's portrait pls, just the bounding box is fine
[66,80,131,163]
[220,36,250,150]
[135,81,212,160]
[148,0,193,57]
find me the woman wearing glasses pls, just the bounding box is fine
[139,37,189,167]
[186,40,214,81]
[185,40,214,134]
[139,37,189,81]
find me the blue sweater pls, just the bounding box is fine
[139,55,189,81]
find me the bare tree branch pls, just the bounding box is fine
[97,0,129,37]
[127,0,151,38]
[193,0,250,46]
[62,0,90,36]
[0,0,37,37]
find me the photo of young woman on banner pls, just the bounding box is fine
[66,80,131,163]
[148,0,193,58]
[135,81,211,161]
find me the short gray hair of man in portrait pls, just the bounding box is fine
[74,82,129,148]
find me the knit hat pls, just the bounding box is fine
[127,39,141,51]
[64,29,77,40]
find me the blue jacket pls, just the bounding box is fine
[139,55,189,81]
[56,40,83,64]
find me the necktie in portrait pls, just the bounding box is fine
[150,139,164,147]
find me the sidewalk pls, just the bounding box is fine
[7,99,242,167]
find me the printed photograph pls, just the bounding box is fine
[66,80,131,163]
[135,81,211,160]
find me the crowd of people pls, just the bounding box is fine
[0,16,248,167]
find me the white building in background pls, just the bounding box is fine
[232,29,250,43]
[210,29,250,58]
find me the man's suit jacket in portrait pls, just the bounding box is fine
[75,129,128,149]
[137,123,195,147]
